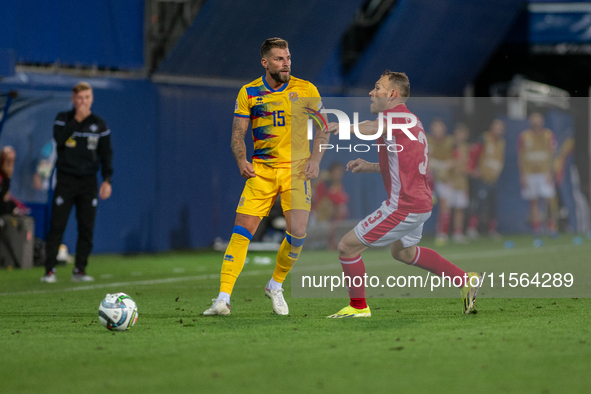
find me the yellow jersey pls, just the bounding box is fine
[427,135,454,182]
[518,129,556,174]
[451,142,469,191]
[234,75,322,167]
[478,131,505,184]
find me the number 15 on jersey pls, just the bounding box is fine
[273,110,285,127]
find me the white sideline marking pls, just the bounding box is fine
[0,269,279,296]
[0,244,587,296]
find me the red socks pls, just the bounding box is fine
[410,246,467,287]
[340,247,467,309]
[488,219,498,233]
[468,214,479,231]
[437,211,451,236]
[340,255,368,309]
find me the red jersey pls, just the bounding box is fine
[377,104,432,213]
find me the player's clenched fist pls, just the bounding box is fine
[238,161,256,179]
[346,158,372,173]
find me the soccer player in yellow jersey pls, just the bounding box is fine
[449,123,470,243]
[467,119,506,239]
[203,38,328,316]
[427,119,454,245]
[518,112,557,235]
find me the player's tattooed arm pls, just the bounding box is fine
[371,163,381,173]
[231,117,256,179]
[311,126,330,158]
[231,117,249,162]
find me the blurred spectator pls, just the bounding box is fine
[449,123,470,243]
[0,146,27,216]
[312,161,349,248]
[33,140,57,191]
[467,119,506,239]
[313,162,349,221]
[518,112,557,236]
[427,119,453,246]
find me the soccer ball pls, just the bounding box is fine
[98,292,138,331]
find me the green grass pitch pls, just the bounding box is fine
[1,235,590,394]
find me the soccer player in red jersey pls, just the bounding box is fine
[326,71,482,317]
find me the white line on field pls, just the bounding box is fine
[0,268,287,296]
[1,273,220,296]
[0,243,587,296]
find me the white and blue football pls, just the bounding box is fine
[98,292,138,331]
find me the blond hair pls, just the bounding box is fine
[72,82,92,94]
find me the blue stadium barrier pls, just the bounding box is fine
[153,84,247,251]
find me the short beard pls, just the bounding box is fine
[270,70,290,84]
[370,99,387,114]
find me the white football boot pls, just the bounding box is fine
[265,287,289,315]
[203,299,231,316]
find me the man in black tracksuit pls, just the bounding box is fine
[41,82,113,283]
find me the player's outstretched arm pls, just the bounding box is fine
[231,116,256,179]
[346,158,380,174]
[355,120,383,135]
[327,120,382,136]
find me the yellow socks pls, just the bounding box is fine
[220,226,252,294]
[220,228,306,295]
[272,232,306,284]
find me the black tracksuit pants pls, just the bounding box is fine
[45,171,98,274]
